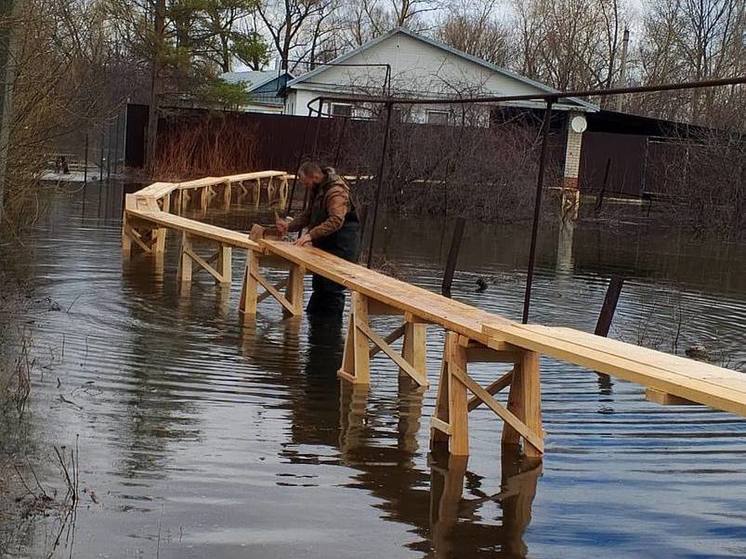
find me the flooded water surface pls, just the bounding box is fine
[3,183,746,558]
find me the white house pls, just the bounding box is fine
[283,27,597,122]
[284,27,597,197]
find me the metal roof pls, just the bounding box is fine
[220,70,293,92]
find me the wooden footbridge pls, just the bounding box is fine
[123,171,746,459]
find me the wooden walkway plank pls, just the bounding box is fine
[127,209,259,250]
[484,322,746,417]
[261,240,509,342]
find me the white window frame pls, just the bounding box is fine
[426,109,450,125]
[330,103,353,118]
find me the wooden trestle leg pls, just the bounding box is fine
[177,232,232,285]
[338,292,429,387]
[430,333,544,458]
[238,248,305,317]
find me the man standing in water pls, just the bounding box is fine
[275,162,360,316]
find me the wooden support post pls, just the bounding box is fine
[254,179,261,209]
[217,245,232,285]
[222,180,231,210]
[200,186,208,209]
[162,192,171,213]
[595,276,624,337]
[153,228,166,255]
[284,263,305,317]
[502,351,543,457]
[430,332,469,456]
[239,250,259,315]
[401,320,427,383]
[645,388,697,406]
[278,176,289,209]
[177,231,193,283]
[431,359,451,451]
[338,292,370,384]
[267,176,275,205]
[121,214,132,257]
[442,217,466,297]
[446,334,469,456]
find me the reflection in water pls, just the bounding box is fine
[555,218,576,278]
[430,448,541,559]
[4,183,746,558]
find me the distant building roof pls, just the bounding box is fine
[221,70,293,91]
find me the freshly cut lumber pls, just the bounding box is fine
[483,322,746,418]
[126,208,259,250]
[261,240,510,343]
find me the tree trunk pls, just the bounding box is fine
[145,0,166,174]
[0,0,21,225]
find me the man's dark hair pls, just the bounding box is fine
[298,161,323,177]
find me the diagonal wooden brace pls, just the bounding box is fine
[430,334,544,457]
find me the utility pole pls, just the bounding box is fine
[614,28,630,112]
[145,0,165,174]
[0,0,21,226]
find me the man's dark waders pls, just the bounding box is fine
[307,185,360,316]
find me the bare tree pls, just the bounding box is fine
[512,0,628,92]
[636,0,746,126]
[257,0,332,70]
[436,0,513,66]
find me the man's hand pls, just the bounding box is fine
[294,233,312,247]
[275,214,289,236]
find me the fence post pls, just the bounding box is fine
[441,217,466,297]
[594,276,624,337]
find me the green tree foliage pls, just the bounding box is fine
[232,31,269,70]
[108,0,265,107]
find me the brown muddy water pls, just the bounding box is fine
[2,182,746,558]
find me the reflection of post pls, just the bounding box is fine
[556,218,575,276]
[500,446,542,558]
[429,454,468,557]
[338,381,369,456]
[153,251,164,287]
[397,378,425,456]
[215,284,231,319]
[238,315,257,355]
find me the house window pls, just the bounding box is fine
[426,110,449,125]
[331,103,352,118]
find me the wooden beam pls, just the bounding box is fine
[402,321,427,382]
[446,333,469,456]
[252,269,298,316]
[258,278,288,303]
[369,323,406,358]
[239,250,259,315]
[184,246,226,284]
[285,263,305,317]
[645,388,697,406]
[177,232,193,283]
[217,245,232,284]
[431,356,450,451]
[124,224,153,254]
[339,292,371,384]
[451,364,543,454]
[468,369,513,411]
[357,320,427,387]
[369,299,403,315]
[431,417,452,435]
